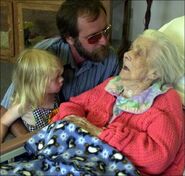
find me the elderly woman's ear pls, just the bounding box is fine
[146,69,159,81]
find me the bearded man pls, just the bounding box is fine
[0,0,120,135]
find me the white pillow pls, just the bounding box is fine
[159,16,184,58]
[159,16,184,106]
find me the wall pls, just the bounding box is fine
[129,0,184,41]
[0,62,14,101]
[111,0,124,48]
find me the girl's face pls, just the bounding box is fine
[46,68,64,94]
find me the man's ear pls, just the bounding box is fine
[66,36,75,45]
[147,69,160,81]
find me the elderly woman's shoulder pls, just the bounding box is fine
[153,88,183,114]
[163,88,182,103]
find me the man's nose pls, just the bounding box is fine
[98,34,109,45]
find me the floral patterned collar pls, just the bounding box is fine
[105,76,171,117]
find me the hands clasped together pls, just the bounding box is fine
[64,115,103,137]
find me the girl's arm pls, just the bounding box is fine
[1,105,28,138]
[0,104,21,143]
[10,119,29,137]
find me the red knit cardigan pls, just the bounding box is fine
[52,79,184,176]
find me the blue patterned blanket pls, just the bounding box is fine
[0,120,141,176]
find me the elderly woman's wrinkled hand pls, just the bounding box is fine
[64,115,103,137]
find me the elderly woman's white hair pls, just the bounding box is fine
[138,29,184,85]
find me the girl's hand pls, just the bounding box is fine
[64,115,103,137]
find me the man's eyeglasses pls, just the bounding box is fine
[87,24,111,44]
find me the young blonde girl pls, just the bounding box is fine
[0,49,64,143]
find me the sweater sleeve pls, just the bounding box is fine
[99,92,184,174]
[51,92,89,122]
[52,79,111,122]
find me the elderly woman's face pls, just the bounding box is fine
[119,37,153,82]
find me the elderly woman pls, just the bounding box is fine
[52,29,184,175]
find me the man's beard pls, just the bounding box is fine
[74,39,109,62]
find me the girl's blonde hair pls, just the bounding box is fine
[12,48,62,113]
[138,29,184,85]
